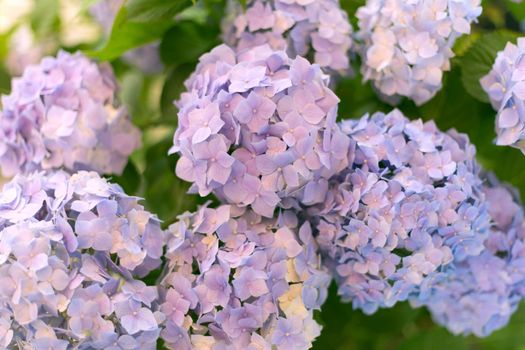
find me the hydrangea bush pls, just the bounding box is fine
[158,204,330,349]
[0,171,165,349]
[223,0,353,74]
[0,51,141,177]
[356,0,482,105]
[172,44,350,217]
[1,0,525,349]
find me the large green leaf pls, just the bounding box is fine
[30,0,60,36]
[125,0,192,22]
[506,0,525,22]
[459,30,520,104]
[159,21,220,65]
[87,0,192,61]
[87,7,171,60]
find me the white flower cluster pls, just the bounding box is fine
[356,0,482,105]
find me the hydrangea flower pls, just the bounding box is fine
[481,38,525,152]
[172,44,350,217]
[412,175,525,337]
[305,109,490,314]
[356,0,482,105]
[0,51,141,177]
[223,0,353,74]
[158,204,330,349]
[0,170,165,348]
[90,0,164,74]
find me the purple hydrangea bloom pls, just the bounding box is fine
[412,175,525,337]
[0,170,165,348]
[0,51,141,177]
[356,0,482,105]
[90,0,164,75]
[305,109,490,314]
[481,38,525,151]
[158,204,330,349]
[223,0,354,75]
[172,44,350,217]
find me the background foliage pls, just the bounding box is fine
[1,0,525,348]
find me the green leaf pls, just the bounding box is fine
[159,21,219,65]
[88,0,197,60]
[397,328,468,350]
[111,161,142,195]
[459,30,520,103]
[87,6,174,60]
[339,0,365,26]
[506,0,525,22]
[336,60,391,121]
[30,0,60,37]
[453,31,480,57]
[161,63,195,119]
[0,64,10,95]
[125,0,192,22]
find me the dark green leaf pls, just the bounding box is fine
[160,63,195,119]
[111,161,142,195]
[459,30,520,103]
[339,0,365,26]
[160,21,219,65]
[506,0,525,22]
[397,328,468,350]
[336,60,391,121]
[126,0,192,22]
[0,64,10,95]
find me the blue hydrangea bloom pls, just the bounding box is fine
[305,109,490,314]
[412,175,525,337]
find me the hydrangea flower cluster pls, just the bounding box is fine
[413,176,525,337]
[172,44,350,217]
[356,0,482,105]
[158,204,330,349]
[305,109,489,314]
[481,38,525,152]
[0,170,165,349]
[223,0,353,74]
[0,51,141,177]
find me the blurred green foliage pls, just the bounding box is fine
[1,0,525,348]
